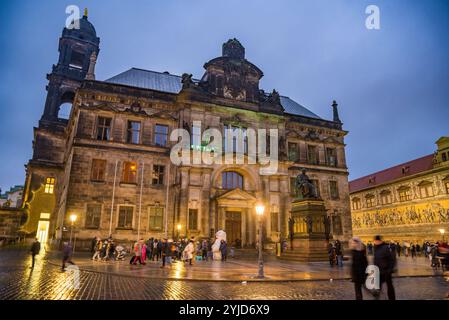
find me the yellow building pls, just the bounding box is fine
[349,137,449,243]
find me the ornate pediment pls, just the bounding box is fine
[217,188,256,202]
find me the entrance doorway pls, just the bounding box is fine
[225,211,241,247]
[37,220,49,244]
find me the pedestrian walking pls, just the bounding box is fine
[62,242,75,271]
[373,235,396,300]
[350,237,368,300]
[30,238,41,269]
[160,238,171,268]
[219,240,227,262]
[183,240,195,265]
[92,238,102,260]
[335,240,343,267]
[131,239,144,265]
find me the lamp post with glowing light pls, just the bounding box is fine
[69,214,77,244]
[255,203,265,279]
[439,228,446,242]
[177,224,182,240]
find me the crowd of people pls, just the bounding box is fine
[89,236,234,268]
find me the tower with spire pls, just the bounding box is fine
[40,8,100,127]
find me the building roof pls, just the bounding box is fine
[349,154,435,193]
[105,68,321,119]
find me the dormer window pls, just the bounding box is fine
[401,166,410,174]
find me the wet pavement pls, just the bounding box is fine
[0,247,448,300]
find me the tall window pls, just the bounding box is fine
[352,198,361,210]
[148,207,164,231]
[271,211,279,232]
[366,195,376,208]
[329,181,339,200]
[445,180,449,194]
[127,121,141,144]
[224,125,247,154]
[91,159,106,181]
[326,148,337,167]
[117,206,133,229]
[122,161,137,184]
[380,191,392,205]
[155,124,168,147]
[152,165,165,185]
[288,142,299,162]
[311,179,320,197]
[85,204,101,229]
[222,171,243,190]
[96,117,111,141]
[44,177,55,194]
[398,187,412,202]
[307,145,318,165]
[419,182,434,198]
[290,177,296,195]
[188,209,198,230]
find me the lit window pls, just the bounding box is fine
[117,206,133,229]
[155,124,168,147]
[222,171,243,190]
[148,207,164,230]
[44,177,55,194]
[188,209,198,230]
[91,159,106,181]
[96,117,111,141]
[127,121,141,144]
[152,165,165,185]
[122,162,137,184]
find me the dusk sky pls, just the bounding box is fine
[0,0,448,192]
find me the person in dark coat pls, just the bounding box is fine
[62,242,75,271]
[30,238,41,269]
[160,238,171,268]
[90,237,97,254]
[350,237,368,300]
[219,240,227,261]
[373,235,396,300]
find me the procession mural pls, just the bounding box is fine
[352,200,449,229]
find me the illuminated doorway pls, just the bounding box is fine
[36,213,50,244]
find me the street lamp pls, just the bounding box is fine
[177,224,181,240]
[69,214,77,244]
[255,203,265,279]
[439,228,445,242]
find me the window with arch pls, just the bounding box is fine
[365,194,376,208]
[419,181,434,198]
[398,186,412,202]
[222,171,243,190]
[352,198,361,210]
[380,190,392,205]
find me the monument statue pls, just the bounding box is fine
[294,169,318,200]
[181,73,194,89]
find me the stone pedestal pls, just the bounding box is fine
[279,199,330,262]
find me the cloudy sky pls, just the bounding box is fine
[0,0,448,192]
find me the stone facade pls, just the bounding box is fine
[350,137,449,243]
[22,14,352,249]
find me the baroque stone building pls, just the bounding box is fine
[350,137,449,243]
[21,12,351,248]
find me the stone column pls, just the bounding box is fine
[337,145,346,168]
[178,167,190,236]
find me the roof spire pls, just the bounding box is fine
[332,100,341,123]
[83,8,88,18]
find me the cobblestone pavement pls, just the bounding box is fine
[0,248,448,300]
[46,250,444,282]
